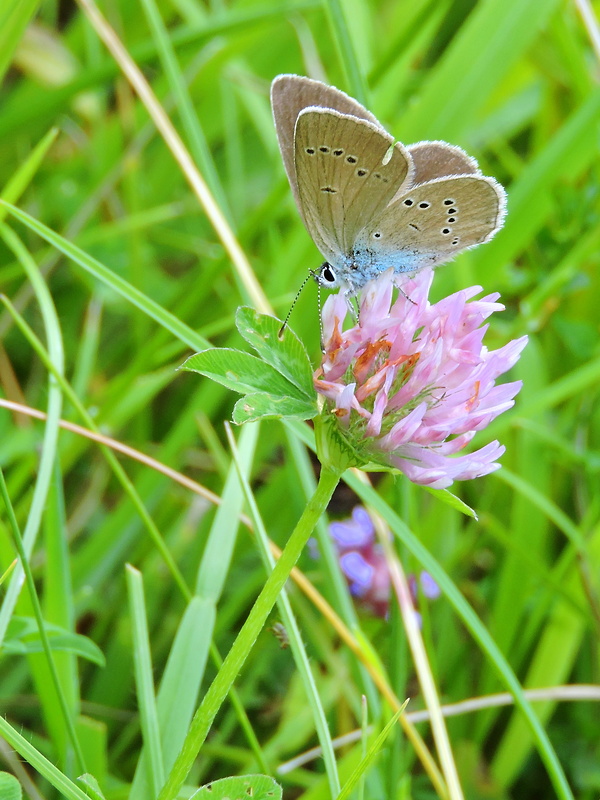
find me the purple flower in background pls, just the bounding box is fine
[329,506,439,620]
[415,570,442,600]
[329,506,374,548]
[314,269,527,488]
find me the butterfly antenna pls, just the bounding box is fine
[278,273,313,338]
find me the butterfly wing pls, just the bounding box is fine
[354,175,506,273]
[406,141,479,183]
[294,108,412,265]
[271,76,505,285]
[271,74,383,219]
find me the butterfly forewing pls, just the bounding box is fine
[271,74,382,221]
[355,175,506,273]
[294,109,412,262]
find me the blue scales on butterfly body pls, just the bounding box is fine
[271,74,506,295]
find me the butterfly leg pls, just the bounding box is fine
[342,277,360,324]
[395,272,418,306]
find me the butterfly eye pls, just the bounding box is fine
[346,155,358,164]
[448,217,456,223]
[319,263,337,285]
[373,232,382,239]
[305,147,315,155]
[319,146,330,153]
[333,149,344,156]
[403,198,414,206]
[441,228,451,235]
[418,201,431,209]
[443,198,455,205]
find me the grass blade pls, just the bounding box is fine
[126,565,165,797]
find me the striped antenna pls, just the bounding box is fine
[277,271,315,338]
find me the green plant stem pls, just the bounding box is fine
[157,466,342,800]
[225,424,340,797]
[208,642,270,774]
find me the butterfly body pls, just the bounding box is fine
[271,75,506,293]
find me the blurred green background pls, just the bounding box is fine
[0,0,599,798]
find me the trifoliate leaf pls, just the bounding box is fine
[235,308,314,398]
[233,393,316,424]
[181,348,306,400]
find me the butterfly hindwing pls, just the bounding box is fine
[354,175,506,273]
[405,141,479,184]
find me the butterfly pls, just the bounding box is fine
[271,74,506,294]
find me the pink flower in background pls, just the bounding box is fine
[326,506,439,620]
[314,269,527,489]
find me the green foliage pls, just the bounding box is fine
[3,617,105,664]
[0,772,22,800]
[0,0,599,799]
[190,774,282,800]
[336,708,404,800]
[182,307,317,422]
